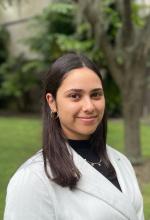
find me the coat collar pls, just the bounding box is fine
[69,145,138,220]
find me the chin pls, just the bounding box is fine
[80,129,96,137]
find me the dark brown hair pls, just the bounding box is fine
[42,52,111,188]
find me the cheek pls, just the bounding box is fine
[102,100,105,111]
[97,98,105,110]
[56,98,79,117]
[96,100,105,118]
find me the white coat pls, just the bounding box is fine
[4,145,144,220]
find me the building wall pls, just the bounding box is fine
[136,0,150,4]
[0,0,51,57]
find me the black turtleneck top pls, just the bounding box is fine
[68,139,122,192]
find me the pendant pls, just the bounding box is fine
[86,159,102,167]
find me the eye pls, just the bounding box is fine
[68,93,81,101]
[91,91,103,99]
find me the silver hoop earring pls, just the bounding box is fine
[50,111,58,119]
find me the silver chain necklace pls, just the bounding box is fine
[85,158,102,167]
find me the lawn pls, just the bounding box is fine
[0,116,149,219]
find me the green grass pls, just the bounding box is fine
[142,184,150,220]
[0,116,149,219]
[108,119,150,157]
[0,116,42,219]
[107,119,124,151]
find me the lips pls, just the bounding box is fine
[78,116,97,119]
[77,116,98,124]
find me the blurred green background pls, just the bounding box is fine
[0,1,150,219]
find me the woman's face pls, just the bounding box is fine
[46,67,105,140]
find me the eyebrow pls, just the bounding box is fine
[64,88,103,94]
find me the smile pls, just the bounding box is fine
[77,116,97,124]
[78,116,97,119]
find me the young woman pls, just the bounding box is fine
[4,53,144,220]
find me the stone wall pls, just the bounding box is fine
[0,0,51,57]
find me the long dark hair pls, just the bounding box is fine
[42,52,111,188]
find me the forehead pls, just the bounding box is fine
[59,67,102,90]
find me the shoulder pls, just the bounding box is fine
[12,150,44,175]
[107,145,128,160]
[4,150,56,219]
[7,150,52,192]
[16,149,44,172]
[106,145,133,169]
[106,145,140,182]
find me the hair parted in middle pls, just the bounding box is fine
[42,52,114,189]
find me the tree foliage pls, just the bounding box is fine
[25,2,96,65]
[0,55,43,112]
[24,2,121,116]
[0,1,122,115]
[0,26,9,64]
[68,0,150,163]
[1,0,147,161]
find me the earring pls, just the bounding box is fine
[50,111,58,119]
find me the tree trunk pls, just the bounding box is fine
[121,67,145,164]
[123,105,142,164]
[72,0,150,164]
[142,71,150,117]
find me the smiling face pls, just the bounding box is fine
[46,67,105,140]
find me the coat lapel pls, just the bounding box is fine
[70,146,138,220]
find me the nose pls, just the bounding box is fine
[82,97,95,113]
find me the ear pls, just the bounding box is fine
[46,93,57,112]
